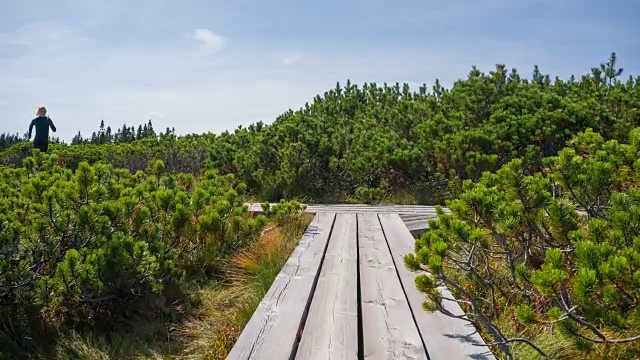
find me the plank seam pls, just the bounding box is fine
[356,214,364,360]
[377,213,431,360]
[288,213,338,360]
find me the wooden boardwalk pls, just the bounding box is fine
[227,207,494,360]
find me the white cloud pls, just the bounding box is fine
[188,29,227,55]
[281,54,302,65]
[147,111,164,119]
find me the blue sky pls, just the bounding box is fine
[1,0,639,141]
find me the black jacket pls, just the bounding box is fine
[29,116,57,144]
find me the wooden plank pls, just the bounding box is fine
[378,214,496,360]
[399,214,439,232]
[316,206,436,214]
[226,212,337,360]
[296,213,359,360]
[358,213,429,360]
[398,214,428,222]
[246,203,443,215]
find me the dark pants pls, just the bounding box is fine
[34,141,48,153]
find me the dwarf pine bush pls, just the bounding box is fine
[406,128,640,359]
[0,152,275,353]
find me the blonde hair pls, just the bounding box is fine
[36,106,47,116]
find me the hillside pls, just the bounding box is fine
[1,52,640,359]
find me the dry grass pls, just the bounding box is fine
[176,217,312,360]
[46,214,313,360]
[490,311,574,360]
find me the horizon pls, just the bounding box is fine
[1,0,639,142]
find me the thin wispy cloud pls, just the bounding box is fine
[147,111,164,119]
[188,29,227,55]
[280,55,302,66]
[0,0,638,141]
[0,21,86,51]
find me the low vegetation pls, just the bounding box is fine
[0,150,311,359]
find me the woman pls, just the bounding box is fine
[28,106,57,152]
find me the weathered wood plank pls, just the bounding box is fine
[398,213,439,233]
[246,203,443,215]
[226,212,337,360]
[358,213,428,360]
[296,213,359,360]
[398,214,430,222]
[378,214,496,360]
